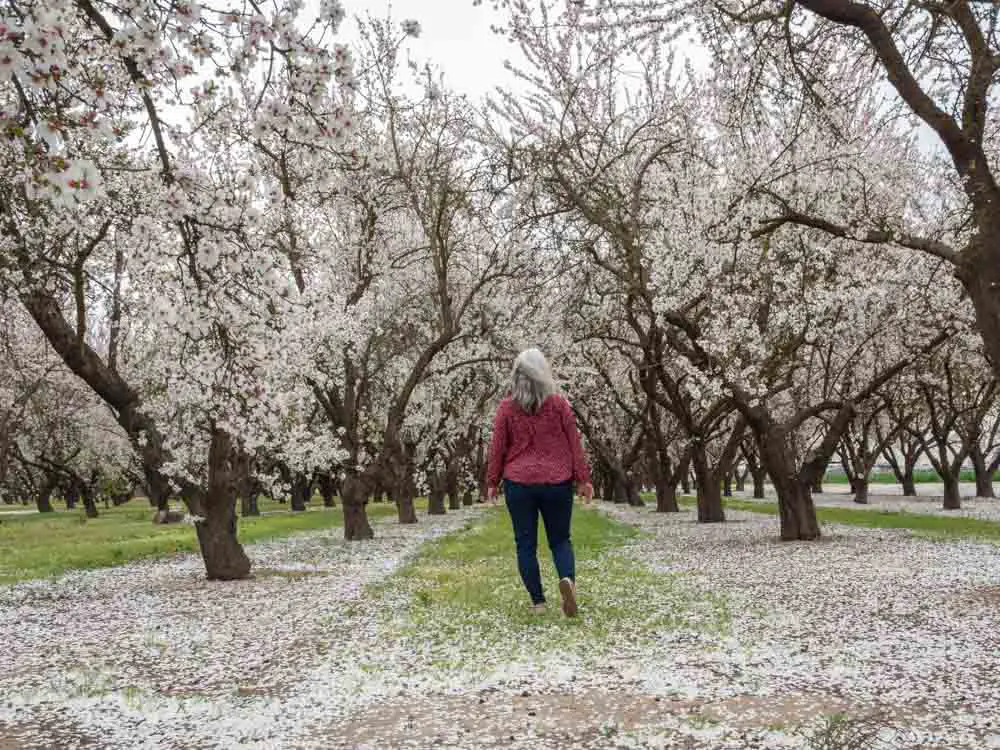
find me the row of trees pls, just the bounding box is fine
[483,0,1000,539]
[2,0,997,579]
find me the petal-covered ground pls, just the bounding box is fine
[2,504,1000,749]
[737,487,1000,521]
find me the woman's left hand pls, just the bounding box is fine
[577,482,593,503]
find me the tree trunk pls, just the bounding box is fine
[317,473,337,508]
[65,482,78,510]
[773,474,821,540]
[735,471,746,493]
[655,477,679,512]
[341,474,374,540]
[941,472,962,510]
[394,452,419,523]
[240,493,259,517]
[691,444,725,523]
[462,489,474,506]
[35,482,55,513]
[625,478,644,507]
[901,465,917,497]
[723,473,733,497]
[81,484,99,519]
[194,429,251,580]
[751,469,766,499]
[396,491,418,524]
[959,238,1000,381]
[852,477,869,505]
[601,474,614,503]
[446,470,461,511]
[290,474,311,512]
[427,486,447,515]
[179,486,206,518]
[760,431,821,540]
[810,474,824,495]
[612,475,628,504]
[970,445,995,499]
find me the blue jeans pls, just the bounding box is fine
[503,479,575,604]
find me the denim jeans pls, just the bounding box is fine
[503,479,575,604]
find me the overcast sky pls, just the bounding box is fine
[339,0,522,102]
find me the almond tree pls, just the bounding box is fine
[492,2,960,538]
[907,336,997,509]
[586,0,1000,379]
[2,0,358,578]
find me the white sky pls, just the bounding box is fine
[339,0,523,102]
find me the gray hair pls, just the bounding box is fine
[510,348,556,414]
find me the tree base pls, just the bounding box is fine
[195,521,251,580]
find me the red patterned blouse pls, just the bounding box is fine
[486,394,592,489]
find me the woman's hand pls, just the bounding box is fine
[487,486,500,505]
[577,482,594,504]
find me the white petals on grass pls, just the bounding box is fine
[2,506,999,748]
[0,511,482,748]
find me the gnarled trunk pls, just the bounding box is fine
[240,493,259,517]
[690,444,724,523]
[901,466,917,497]
[35,479,55,514]
[810,474,824,495]
[759,430,820,540]
[65,482,78,510]
[655,477,679,513]
[970,445,995,499]
[290,474,311,512]
[942,473,962,510]
[735,469,747,493]
[80,484,99,519]
[960,236,1000,381]
[852,477,869,505]
[341,474,374,540]
[316,472,337,508]
[427,474,447,515]
[625,478,644,506]
[772,473,821,540]
[446,467,461,511]
[194,429,251,580]
[752,470,766,499]
[396,492,418,524]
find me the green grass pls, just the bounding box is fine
[375,506,731,672]
[0,496,401,585]
[821,468,983,484]
[710,498,1000,542]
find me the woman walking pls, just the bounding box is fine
[485,348,593,617]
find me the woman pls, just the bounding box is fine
[485,348,593,617]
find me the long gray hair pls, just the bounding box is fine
[510,348,557,414]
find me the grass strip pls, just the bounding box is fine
[375,506,730,672]
[0,499,400,584]
[685,498,1000,542]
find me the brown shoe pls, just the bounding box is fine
[559,577,577,617]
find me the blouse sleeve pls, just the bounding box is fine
[485,402,509,490]
[561,397,592,485]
